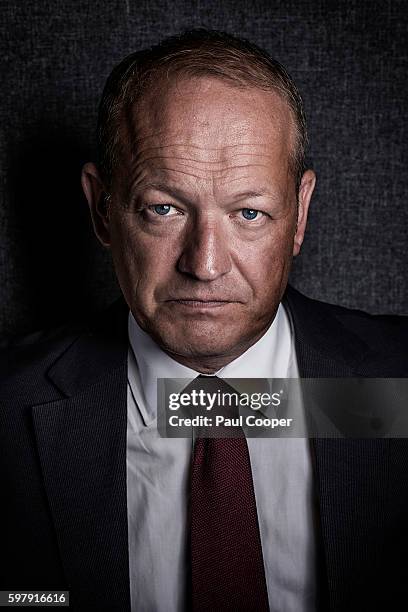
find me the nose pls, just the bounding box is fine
[177,217,232,281]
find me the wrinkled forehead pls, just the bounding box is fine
[120,75,295,163]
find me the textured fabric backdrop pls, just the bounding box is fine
[1,0,407,338]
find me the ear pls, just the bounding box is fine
[293,169,316,256]
[81,162,111,248]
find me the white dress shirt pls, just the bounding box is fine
[126,304,317,612]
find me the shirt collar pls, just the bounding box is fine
[128,303,293,426]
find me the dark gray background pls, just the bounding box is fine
[1,0,407,339]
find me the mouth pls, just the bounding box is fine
[166,299,236,310]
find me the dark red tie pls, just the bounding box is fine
[190,377,270,611]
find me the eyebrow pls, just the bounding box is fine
[137,182,192,205]
[233,190,276,201]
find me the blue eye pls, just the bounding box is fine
[241,208,259,220]
[153,204,171,215]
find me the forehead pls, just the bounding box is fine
[129,76,292,146]
[118,76,295,194]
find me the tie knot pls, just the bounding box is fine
[181,375,243,438]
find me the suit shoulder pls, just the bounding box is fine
[0,323,84,404]
[321,299,406,345]
[287,286,408,352]
[1,298,127,405]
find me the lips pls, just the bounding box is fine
[168,298,232,303]
[166,297,238,304]
[165,298,237,309]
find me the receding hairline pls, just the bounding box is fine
[113,71,300,188]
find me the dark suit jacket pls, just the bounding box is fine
[1,286,408,611]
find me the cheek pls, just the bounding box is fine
[234,226,294,296]
[110,219,180,300]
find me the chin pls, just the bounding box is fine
[151,319,251,360]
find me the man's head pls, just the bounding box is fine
[82,30,316,372]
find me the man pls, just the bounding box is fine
[1,30,407,612]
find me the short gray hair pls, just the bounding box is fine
[97,29,308,191]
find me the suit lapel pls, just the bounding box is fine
[283,286,390,611]
[31,298,131,611]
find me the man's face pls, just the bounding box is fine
[83,76,315,370]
